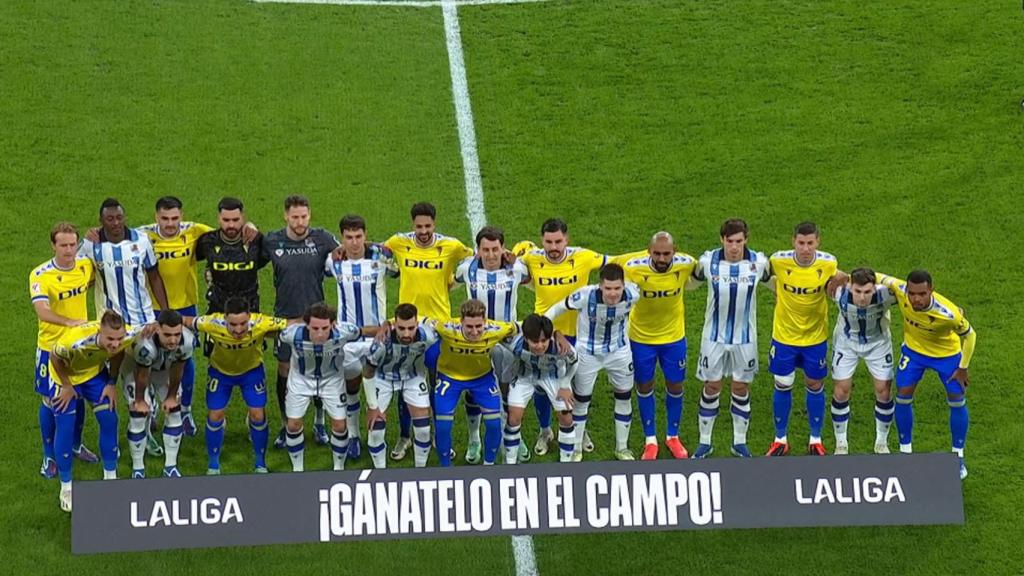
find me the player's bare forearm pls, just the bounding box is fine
[108,351,126,386]
[134,364,151,408]
[147,268,170,310]
[166,362,184,406]
[32,301,85,328]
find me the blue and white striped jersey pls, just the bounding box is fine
[325,244,393,328]
[694,248,770,345]
[366,322,439,382]
[131,330,196,372]
[552,283,639,355]
[454,257,529,322]
[281,322,361,380]
[509,334,578,382]
[832,284,896,344]
[80,229,158,325]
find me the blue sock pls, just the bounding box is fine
[534,390,552,430]
[206,417,225,469]
[637,389,656,437]
[772,386,792,439]
[95,406,119,472]
[435,416,454,467]
[249,417,269,468]
[398,398,412,439]
[39,402,56,460]
[949,400,968,451]
[54,408,76,483]
[806,385,825,439]
[181,356,195,408]
[665,390,683,437]
[483,414,502,464]
[73,397,86,450]
[895,394,915,446]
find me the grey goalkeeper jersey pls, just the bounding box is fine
[262,228,339,318]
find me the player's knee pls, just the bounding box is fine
[247,407,265,422]
[207,409,226,422]
[729,381,749,397]
[635,380,654,394]
[286,419,304,433]
[805,378,823,392]
[666,382,684,396]
[896,385,916,398]
[613,390,632,402]
[573,392,592,404]
[506,409,524,427]
[346,378,362,394]
[832,380,852,402]
[331,419,347,434]
[703,380,723,396]
[774,372,795,390]
[946,393,965,407]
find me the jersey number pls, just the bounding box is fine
[208,378,219,393]
[898,355,910,371]
[437,379,452,397]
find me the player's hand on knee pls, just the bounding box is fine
[101,384,118,410]
[162,396,179,413]
[54,385,76,412]
[948,368,970,389]
[557,389,574,410]
[133,398,151,415]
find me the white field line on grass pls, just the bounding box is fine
[254,0,548,8]
[249,0,545,574]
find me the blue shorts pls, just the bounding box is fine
[51,370,112,415]
[425,341,440,372]
[206,366,267,410]
[631,338,687,384]
[35,348,52,396]
[895,345,963,394]
[435,372,500,416]
[769,339,828,381]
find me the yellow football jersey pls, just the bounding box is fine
[30,256,94,350]
[435,319,517,380]
[384,233,473,322]
[769,250,838,346]
[49,321,138,386]
[140,222,213,310]
[195,314,287,376]
[519,246,607,336]
[877,274,972,358]
[617,251,697,344]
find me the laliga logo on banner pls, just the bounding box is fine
[130,498,243,528]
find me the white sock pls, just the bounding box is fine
[875,400,894,445]
[128,415,147,470]
[467,413,481,445]
[368,426,387,469]
[731,393,751,445]
[286,428,305,472]
[832,398,850,445]
[163,409,183,467]
[504,424,522,464]
[572,401,590,453]
[347,399,361,440]
[331,430,349,470]
[698,391,720,444]
[412,418,431,468]
[558,424,575,462]
[103,469,117,480]
[613,391,632,452]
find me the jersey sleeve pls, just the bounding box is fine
[194,315,216,335]
[952,307,972,336]
[259,315,288,334]
[195,233,211,262]
[338,322,361,342]
[875,272,904,293]
[565,287,589,310]
[141,236,158,270]
[133,339,156,367]
[691,253,709,282]
[512,258,530,283]
[254,234,271,270]
[421,321,440,345]
[280,323,300,342]
[625,282,640,301]
[30,274,50,304]
[454,257,471,284]
[383,234,400,254]
[324,253,336,277]
[77,239,94,260]
[511,240,536,258]
[178,331,197,360]
[366,340,386,366]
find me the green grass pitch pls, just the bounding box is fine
[1,0,1022,573]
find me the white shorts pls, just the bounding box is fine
[491,345,518,384]
[342,340,373,380]
[831,336,894,381]
[697,340,759,383]
[508,376,572,411]
[574,347,634,395]
[286,374,347,421]
[370,376,431,411]
[121,365,176,407]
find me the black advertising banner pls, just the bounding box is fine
[72,453,964,554]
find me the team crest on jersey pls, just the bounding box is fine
[131,244,139,253]
[32,282,41,293]
[817,269,823,278]
[275,249,284,258]
[305,238,315,248]
[214,246,221,253]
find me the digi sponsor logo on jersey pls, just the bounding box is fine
[448,345,489,355]
[130,497,243,528]
[213,261,256,271]
[157,248,192,260]
[782,283,823,295]
[57,285,89,300]
[538,276,577,286]
[403,259,444,270]
[795,476,906,505]
[641,288,681,298]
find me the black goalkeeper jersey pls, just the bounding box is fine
[196,230,269,313]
